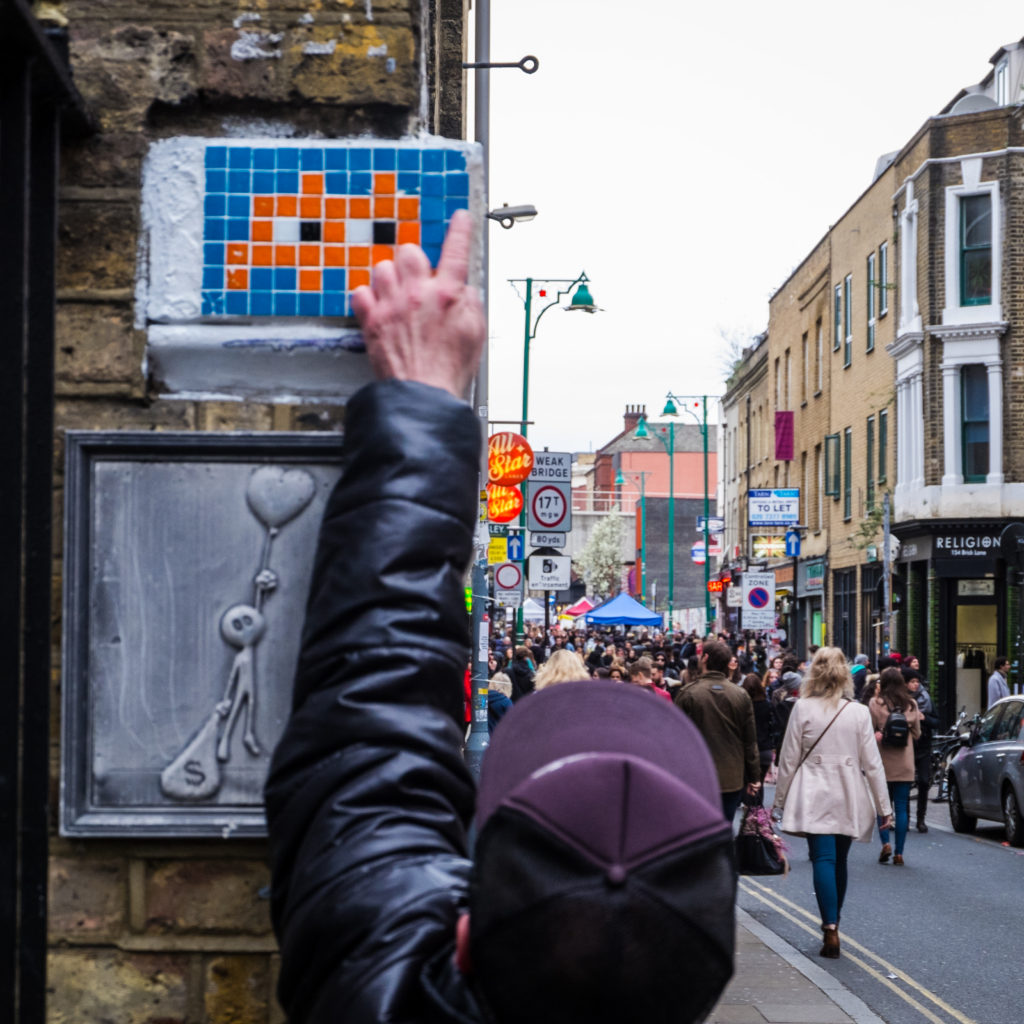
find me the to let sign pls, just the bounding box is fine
[748,488,800,527]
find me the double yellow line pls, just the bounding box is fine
[740,877,976,1024]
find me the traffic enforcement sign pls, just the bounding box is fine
[494,562,523,591]
[528,554,571,590]
[527,481,572,532]
[691,541,706,565]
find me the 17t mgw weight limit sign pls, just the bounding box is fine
[741,571,776,631]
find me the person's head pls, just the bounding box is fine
[514,645,531,663]
[701,639,732,675]
[771,655,783,671]
[905,655,919,670]
[654,651,666,667]
[742,673,765,702]
[995,656,1010,674]
[727,655,738,673]
[534,650,588,691]
[467,679,736,1023]
[609,661,625,681]
[903,669,921,693]
[627,656,653,685]
[594,666,612,680]
[489,672,513,699]
[853,653,869,668]
[878,666,912,708]
[800,647,854,702]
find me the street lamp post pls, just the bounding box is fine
[615,469,651,604]
[635,393,714,635]
[508,273,599,641]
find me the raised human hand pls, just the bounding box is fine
[350,209,486,398]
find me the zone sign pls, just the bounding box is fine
[527,482,572,533]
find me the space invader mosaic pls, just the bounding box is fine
[200,143,472,319]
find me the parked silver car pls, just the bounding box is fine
[948,696,1024,846]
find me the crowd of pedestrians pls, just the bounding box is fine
[483,621,954,962]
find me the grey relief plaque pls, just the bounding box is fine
[61,431,343,837]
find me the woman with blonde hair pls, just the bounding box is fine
[533,649,588,691]
[772,647,891,960]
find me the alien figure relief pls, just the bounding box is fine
[160,466,316,802]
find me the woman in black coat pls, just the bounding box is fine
[742,673,776,795]
[508,645,536,702]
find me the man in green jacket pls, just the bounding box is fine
[676,639,761,820]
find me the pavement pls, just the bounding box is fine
[708,908,885,1024]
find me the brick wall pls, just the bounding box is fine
[48,2,466,1019]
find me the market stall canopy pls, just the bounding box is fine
[522,597,545,622]
[563,596,595,617]
[586,593,663,627]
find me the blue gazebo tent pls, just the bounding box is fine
[585,593,663,627]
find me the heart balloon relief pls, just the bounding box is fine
[246,466,316,528]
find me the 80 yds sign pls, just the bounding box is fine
[527,482,571,532]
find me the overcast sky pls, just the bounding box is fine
[474,2,1024,454]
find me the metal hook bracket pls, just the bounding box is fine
[463,55,539,74]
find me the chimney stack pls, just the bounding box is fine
[623,404,646,433]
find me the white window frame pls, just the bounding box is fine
[866,252,876,352]
[816,320,823,393]
[943,166,1001,326]
[878,241,888,316]
[995,59,1008,106]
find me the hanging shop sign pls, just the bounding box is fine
[751,534,786,559]
[487,483,523,523]
[748,488,800,527]
[488,432,534,486]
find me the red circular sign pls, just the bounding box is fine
[495,563,522,589]
[530,485,567,528]
[488,431,534,486]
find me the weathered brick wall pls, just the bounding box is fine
[47,1,466,1019]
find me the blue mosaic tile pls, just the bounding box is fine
[349,149,371,171]
[397,172,421,194]
[422,222,446,246]
[228,171,251,193]
[204,194,226,217]
[423,150,444,173]
[324,292,347,316]
[225,291,248,315]
[251,268,273,290]
[274,267,297,290]
[274,293,297,316]
[253,149,275,170]
[446,150,466,171]
[251,292,273,315]
[398,149,420,171]
[205,146,228,169]
[277,171,299,194]
[277,149,299,170]
[421,197,445,223]
[206,170,227,193]
[203,267,223,289]
[226,219,250,241]
[423,245,442,267]
[205,218,227,241]
[349,172,372,195]
[301,148,324,170]
[373,148,396,170]
[421,174,444,197]
[325,149,348,170]
[299,292,322,316]
[228,194,250,218]
[229,147,251,169]
[204,243,225,265]
[446,173,469,197]
[326,172,348,194]
[446,197,469,218]
[202,291,226,315]
[253,171,275,194]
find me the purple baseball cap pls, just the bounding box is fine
[469,679,735,1024]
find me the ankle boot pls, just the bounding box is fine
[916,816,928,833]
[820,926,840,959]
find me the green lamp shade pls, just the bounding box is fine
[662,397,678,416]
[614,470,625,485]
[570,282,594,308]
[633,418,650,439]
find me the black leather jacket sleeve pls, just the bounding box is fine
[265,380,481,1024]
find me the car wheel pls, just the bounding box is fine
[949,776,977,834]
[1003,787,1024,847]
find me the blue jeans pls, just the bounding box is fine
[806,834,853,927]
[878,781,912,855]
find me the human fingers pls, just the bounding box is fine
[435,209,474,285]
[394,241,432,284]
[350,285,375,326]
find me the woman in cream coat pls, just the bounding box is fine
[772,647,892,960]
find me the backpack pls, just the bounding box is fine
[881,705,910,747]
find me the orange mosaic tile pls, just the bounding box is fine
[275,245,296,266]
[300,196,322,219]
[276,195,297,217]
[252,220,273,242]
[324,246,345,266]
[252,245,274,266]
[227,244,248,264]
[299,245,320,267]
[397,222,420,245]
[374,173,396,195]
[227,268,248,290]
[324,221,346,243]
[325,197,346,219]
[349,269,370,289]
[349,246,370,267]
[302,173,324,195]
[299,270,322,292]
[349,197,371,219]
[397,197,420,221]
[253,196,275,217]
[374,197,395,219]
[372,245,395,265]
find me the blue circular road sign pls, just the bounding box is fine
[748,586,770,609]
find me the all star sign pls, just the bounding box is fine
[487,483,523,523]
[488,432,534,486]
